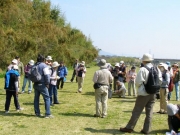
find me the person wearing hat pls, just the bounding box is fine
[4,65,23,113]
[76,61,87,93]
[126,66,137,96]
[15,56,24,76]
[172,62,180,101]
[118,61,127,83]
[57,61,68,89]
[156,63,170,114]
[167,103,180,134]
[21,60,34,94]
[112,63,120,91]
[120,53,162,134]
[7,59,18,71]
[114,80,127,98]
[45,56,53,68]
[49,61,60,106]
[93,59,113,118]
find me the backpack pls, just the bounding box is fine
[143,66,160,94]
[28,63,41,82]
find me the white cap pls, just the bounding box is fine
[52,61,59,67]
[28,60,34,66]
[81,61,85,66]
[12,59,18,64]
[119,61,124,66]
[46,56,52,61]
[13,65,19,70]
[115,63,120,67]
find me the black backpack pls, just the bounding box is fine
[143,66,160,94]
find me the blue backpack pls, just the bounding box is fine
[28,63,41,82]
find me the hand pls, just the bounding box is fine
[119,71,122,74]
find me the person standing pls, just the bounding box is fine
[4,65,23,113]
[118,61,126,82]
[7,59,18,71]
[76,61,86,93]
[120,53,162,134]
[49,61,60,106]
[157,63,170,114]
[33,54,53,118]
[70,59,79,82]
[93,59,113,118]
[57,62,68,89]
[126,66,137,96]
[172,63,180,101]
[15,56,24,76]
[21,60,34,94]
[112,63,120,91]
[45,56,53,68]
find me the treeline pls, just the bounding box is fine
[0,0,98,69]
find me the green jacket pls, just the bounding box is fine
[18,62,24,75]
[173,70,180,83]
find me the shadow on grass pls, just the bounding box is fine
[23,102,44,105]
[0,111,36,117]
[82,92,94,96]
[85,128,168,134]
[59,112,93,117]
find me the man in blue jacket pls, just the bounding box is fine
[57,62,68,89]
[33,54,53,118]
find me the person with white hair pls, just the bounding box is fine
[167,103,180,134]
[4,65,23,113]
[157,63,170,114]
[21,60,34,94]
[120,53,162,134]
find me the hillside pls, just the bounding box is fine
[0,0,98,69]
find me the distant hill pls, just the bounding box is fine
[99,50,117,56]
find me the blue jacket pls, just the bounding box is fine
[57,66,68,78]
[5,70,19,89]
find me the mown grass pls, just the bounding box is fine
[0,66,179,135]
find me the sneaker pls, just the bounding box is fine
[35,113,43,117]
[28,91,31,94]
[16,108,24,112]
[5,110,9,114]
[45,115,54,118]
[120,127,134,133]
[54,102,60,104]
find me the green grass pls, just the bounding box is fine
[0,66,179,135]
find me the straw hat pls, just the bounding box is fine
[115,63,120,67]
[98,59,107,68]
[141,53,153,61]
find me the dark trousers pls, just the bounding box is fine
[70,70,77,82]
[57,77,64,89]
[48,84,58,104]
[5,90,20,111]
[168,115,180,133]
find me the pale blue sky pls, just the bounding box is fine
[50,0,180,59]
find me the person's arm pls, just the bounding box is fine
[43,67,50,87]
[64,67,68,76]
[93,71,98,83]
[162,72,170,86]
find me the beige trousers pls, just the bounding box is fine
[95,85,108,117]
[159,88,169,112]
[77,77,84,92]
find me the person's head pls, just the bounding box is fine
[116,80,122,86]
[119,61,124,67]
[13,65,19,71]
[166,61,171,68]
[75,59,78,63]
[52,61,59,70]
[97,59,106,69]
[37,54,45,62]
[131,66,136,72]
[15,56,20,62]
[167,104,179,116]
[158,63,168,72]
[11,59,18,65]
[173,62,179,69]
[141,53,153,65]
[115,63,120,69]
[28,60,34,66]
[46,56,52,63]
[80,61,85,67]
[60,61,64,66]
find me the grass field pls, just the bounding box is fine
[0,66,179,135]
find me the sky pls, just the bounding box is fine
[50,0,180,59]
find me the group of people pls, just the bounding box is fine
[3,53,180,133]
[4,54,87,118]
[93,53,180,134]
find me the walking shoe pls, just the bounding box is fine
[54,102,60,104]
[5,110,9,114]
[50,104,54,106]
[16,108,24,112]
[140,130,149,134]
[28,91,31,94]
[120,127,134,133]
[35,113,43,117]
[101,115,107,118]
[45,115,54,118]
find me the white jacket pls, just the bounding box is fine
[136,63,162,96]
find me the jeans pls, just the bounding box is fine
[57,77,64,89]
[33,83,51,115]
[22,77,32,92]
[5,90,20,111]
[174,82,179,100]
[48,84,58,104]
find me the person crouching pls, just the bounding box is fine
[115,81,127,98]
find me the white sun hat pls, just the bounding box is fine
[115,63,120,67]
[13,65,19,70]
[46,56,52,61]
[52,61,59,67]
[28,60,34,66]
[12,59,18,64]
[141,53,154,62]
